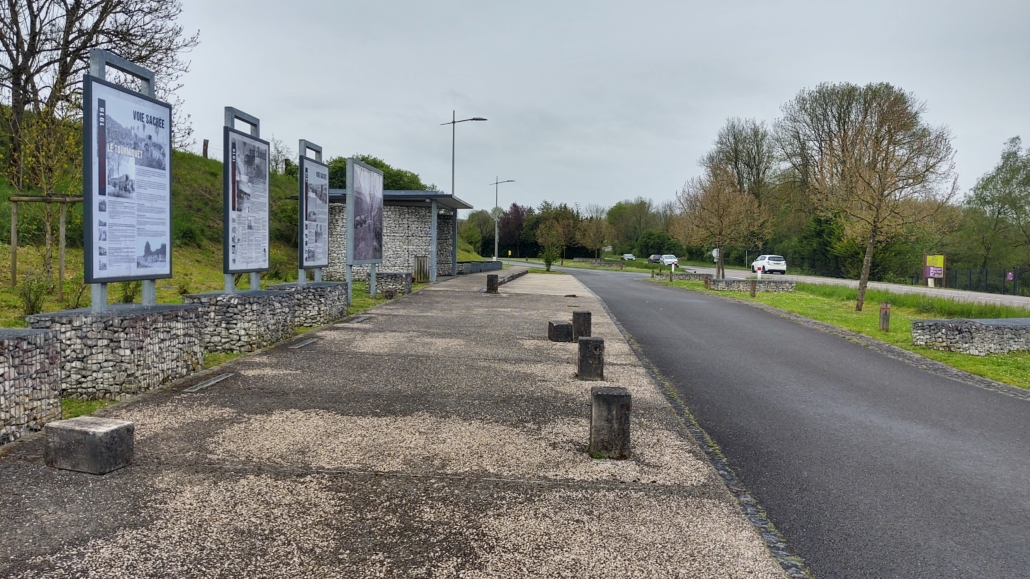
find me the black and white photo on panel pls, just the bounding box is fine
[230,133,268,214]
[136,240,167,269]
[352,164,383,261]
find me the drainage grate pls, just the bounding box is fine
[289,338,317,349]
[184,373,233,393]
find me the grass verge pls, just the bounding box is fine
[203,351,244,369]
[655,279,1030,390]
[528,267,564,274]
[61,398,114,419]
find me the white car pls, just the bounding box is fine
[622,253,636,261]
[660,255,678,266]
[751,255,786,274]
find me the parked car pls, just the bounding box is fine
[648,254,662,264]
[660,255,679,266]
[751,255,787,274]
[622,253,636,261]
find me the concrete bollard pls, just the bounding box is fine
[572,310,592,341]
[589,386,631,459]
[44,417,135,475]
[486,274,499,294]
[577,336,604,380]
[548,320,574,342]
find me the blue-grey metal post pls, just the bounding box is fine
[369,263,377,297]
[430,200,438,283]
[297,139,323,286]
[88,49,158,311]
[223,107,261,293]
[451,208,458,277]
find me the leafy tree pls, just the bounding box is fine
[636,230,675,257]
[607,197,657,252]
[577,204,613,258]
[970,137,1030,266]
[499,203,530,257]
[325,154,431,191]
[465,210,494,256]
[776,82,957,310]
[459,219,482,253]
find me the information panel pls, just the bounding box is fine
[299,156,329,268]
[223,127,270,273]
[83,76,173,283]
[346,158,384,265]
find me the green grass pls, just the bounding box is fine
[203,351,244,369]
[61,397,114,419]
[528,267,564,274]
[656,279,1030,390]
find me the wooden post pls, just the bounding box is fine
[202,139,209,159]
[750,279,757,297]
[10,201,17,287]
[59,203,67,300]
[879,302,891,332]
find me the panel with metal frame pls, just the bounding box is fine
[222,114,270,291]
[297,140,329,283]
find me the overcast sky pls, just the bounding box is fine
[177,0,1030,216]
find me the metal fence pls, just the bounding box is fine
[939,267,1030,297]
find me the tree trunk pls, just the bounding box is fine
[856,231,877,312]
[716,243,724,279]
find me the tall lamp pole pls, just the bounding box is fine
[440,111,487,199]
[490,177,515,261]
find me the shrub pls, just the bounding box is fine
[119,280,141,303]
[541,246,560,271]
[17,273,51,316]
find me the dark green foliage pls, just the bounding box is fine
[635,230,682,257]
[326,154,432,191]
[541,245,560,271]
[119,281,141,303]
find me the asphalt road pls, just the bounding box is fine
[566,267,1030,578]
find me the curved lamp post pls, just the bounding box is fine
[440,111,487,199]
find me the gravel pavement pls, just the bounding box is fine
[0,271,788,578]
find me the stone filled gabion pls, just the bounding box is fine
[183,291,296,354]
[709,279,796,293]
[0,329,61,445]
[911,318,1030,356]
[27,305,203,401]
[368,272,413,297]
[670,272,713,282]
[325,203,455,281]
[267,282,348,327]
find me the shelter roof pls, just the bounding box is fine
[328,190,472,211]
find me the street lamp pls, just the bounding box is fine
[490,177,515,261]
[440,111,487,199]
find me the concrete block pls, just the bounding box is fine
[572,310,592,341]
[548,320,573,342]
[44,416,134,475]
[589,386,631,459]
[577,336,605,380]
[486,274,499,294]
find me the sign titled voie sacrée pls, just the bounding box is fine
[83,76,173,283]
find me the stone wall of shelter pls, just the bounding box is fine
[326,203,455,282]
[27,305,203,400]
[0,329,61,445]
[182,291,295,353]
[911,318,1030,355]
[709,279,796,293]
[456,261,504,275]
[267,282,349,327]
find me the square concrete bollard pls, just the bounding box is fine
[486,274,499,294]
[548,320,574,342]
[44,417,135,475]
[572,310,592,342]
[589,386,631,459]
[577,336,604,380]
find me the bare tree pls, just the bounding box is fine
[268,135,294,175]
[776,82,957,310]
[0,0,199,177]
[701,117,776,204]
[674,164,768,279]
